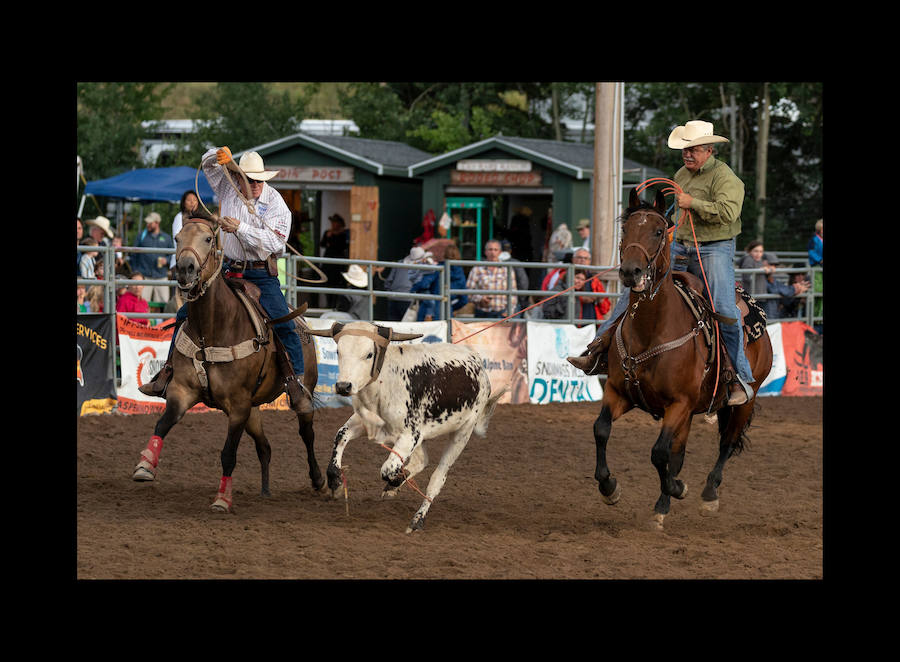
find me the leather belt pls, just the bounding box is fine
[226,258,268,270]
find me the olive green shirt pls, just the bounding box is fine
[672,156,744,243]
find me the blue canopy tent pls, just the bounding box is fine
[84,166,217,204]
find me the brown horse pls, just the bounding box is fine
[592,188,772,530]
[131,213,324,511]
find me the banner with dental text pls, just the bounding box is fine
[450,320,530,404]
[309,319,448,408]
[76,315,117,416]
[525,322,603,404]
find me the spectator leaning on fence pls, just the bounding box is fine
[761,252,811,322]
[132,212,174,305]
[465,238,517,319]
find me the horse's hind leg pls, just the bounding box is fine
[649,402,693,530]
[297,411,325,491]
[132,388,196,482]
[244,407,271,497]
[701,402,754,515]
[212,406,251,513]
[593,391,633,506]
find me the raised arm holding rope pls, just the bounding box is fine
[139,146,314,414]
[568,120,755,406]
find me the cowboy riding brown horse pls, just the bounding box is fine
[131,211,324,511]
[577,188,772,530]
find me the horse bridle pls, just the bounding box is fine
[619,209,672,300]
[177,217,224,302]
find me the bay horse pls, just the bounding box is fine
[131,212,324,511]
[592,187,772,530]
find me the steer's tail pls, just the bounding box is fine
[474,379,509,437]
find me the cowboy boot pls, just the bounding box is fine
[727,374,754,406]
[567,325,615,375]
[138,361,173,397]
[285,375,314,415]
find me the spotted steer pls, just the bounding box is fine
[307,321,507,533]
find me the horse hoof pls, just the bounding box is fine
[674,482,688,500]
[211,498,232,513]
[650,513,665,531]
[601,483,621,505]
[132,465,156,482]
[699,499,719,516]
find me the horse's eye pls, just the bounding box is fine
[206,236,212,243]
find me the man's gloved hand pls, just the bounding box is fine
[216,146,232,165]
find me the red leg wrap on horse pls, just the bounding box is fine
[141,435,164,468]
[217,476,233,506]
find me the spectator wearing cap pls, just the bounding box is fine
[575,219,591,251]
[131,211,174,305]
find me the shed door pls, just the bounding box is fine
[349,186,379,261]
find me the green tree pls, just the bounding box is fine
[76,82,173,180]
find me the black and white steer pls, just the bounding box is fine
[307,321,506,533]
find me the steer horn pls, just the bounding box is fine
[388,331,423,341]
[305,322,344,338]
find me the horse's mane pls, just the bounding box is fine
[617,201,658,225]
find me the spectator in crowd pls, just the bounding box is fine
[116,272,150,326]
[807,218,823,332]
[780,273,812,319]
[112,236,132,279]
[542,269,611,323]
[86,216,114,248]
[85,282,105,312]
[575,219,591,251]
[376,245,432,321]
[76,218,84,275]
[465,238,517,319]
[79,238,99,279]
[444,243,469,315]
[320,213,350,307]
[760,252,811,321]
[499,240,528,311]
[170,190,201,269]
[333,264,370,320]
[738,240,773,295]
[542,247,592,291]
[76,283,89,313]
[131,211,174,306]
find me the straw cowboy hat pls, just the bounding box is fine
[667,120,730,149]
[86,216,114,239]
[238,151,279,181]
[342,264,369,288]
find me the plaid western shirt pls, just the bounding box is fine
[202,148,291,262]
[465,263,517,313]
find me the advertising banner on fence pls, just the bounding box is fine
[309,319,448,408]
[76,314,117,416]
[526,322,603,404]
[757,322,786,396]
[451,320,530,404]
[778,321,823,396]
[116,314,183,415]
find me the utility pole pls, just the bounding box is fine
[592,82,621,275]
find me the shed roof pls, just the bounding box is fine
[408,135,664,181]
[235,133,433,178]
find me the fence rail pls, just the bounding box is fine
[77,244,823,385]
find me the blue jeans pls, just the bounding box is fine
[172,266,304,376]
[597,238,753,384]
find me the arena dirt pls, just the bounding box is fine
[76,396,823,580]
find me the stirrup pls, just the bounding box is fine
[138,364,173,397]
[286,376,313,414]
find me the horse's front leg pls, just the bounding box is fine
[132,385,197,482]
[649,401,693,530]
[593,389,633,505]
[326,413,367,496]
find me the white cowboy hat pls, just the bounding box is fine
[238,151,279,181]
[342,264,369,288]
[667,120,730,149]
[407,246,433,263]
[86,215,114,239]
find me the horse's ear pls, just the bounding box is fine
[654,189,667,214]
[629,187,641,210]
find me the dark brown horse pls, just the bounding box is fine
[131,213,324,511]
[592,188,772,530]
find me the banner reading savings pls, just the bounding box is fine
[100,318,821,416]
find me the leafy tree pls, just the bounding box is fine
[76,82,173,180]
